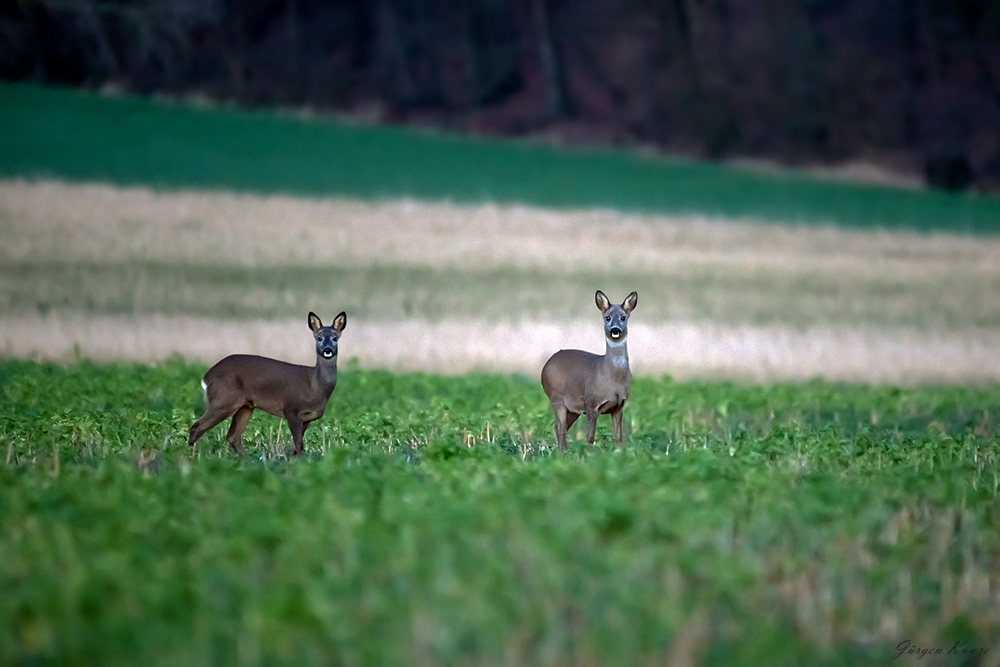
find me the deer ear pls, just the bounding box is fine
[308,312,322,332]
[622,291,638,314]
[595,290,611,313]
[332,311,347,333]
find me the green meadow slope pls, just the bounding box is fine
[2,82,1000,233]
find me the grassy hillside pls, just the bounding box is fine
[2,83,1000,233]
[2,359,999,665]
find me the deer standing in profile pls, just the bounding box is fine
[541,290,638,450]
[188,311,347,457]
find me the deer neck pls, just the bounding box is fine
[604,336,630,379]
[313,356,339,392]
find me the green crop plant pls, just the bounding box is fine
[1,358,998,665]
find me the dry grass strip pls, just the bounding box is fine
[3,314,999,385]
[3,179,999,279]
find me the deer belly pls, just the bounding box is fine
[562,395,587,414]
[298,408,323,422]
[247,395,286,419]
[596,395,625,414]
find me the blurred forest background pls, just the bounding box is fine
[3,0,1000,192]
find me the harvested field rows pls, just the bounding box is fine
[2,179,999,382]
[4,180,999,276]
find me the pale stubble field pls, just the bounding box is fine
[2,178,999,383]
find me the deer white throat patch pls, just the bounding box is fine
[607,337,629,370]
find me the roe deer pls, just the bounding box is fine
[188,311,347,457]
[541,290,638,450]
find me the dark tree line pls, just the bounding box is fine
[3,0,1000,191]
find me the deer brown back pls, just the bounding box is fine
[188,311,346,457]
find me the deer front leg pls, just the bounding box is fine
[585,410,598,444]
[287,416,307,457]
[611,407,625,446]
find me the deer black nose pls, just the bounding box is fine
[609,327,622,338]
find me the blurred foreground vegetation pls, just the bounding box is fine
[1,358,999,665]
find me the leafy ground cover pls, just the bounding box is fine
[2,358,998,665]
[3,83,1000,233]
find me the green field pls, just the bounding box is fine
[2,84,1000,665]
[3,82,1000,233]
[2,359,999,665]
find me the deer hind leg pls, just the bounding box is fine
[559,411,582,451]
[564,411,580,433]
[189,403,236,447]
[551,400,576,451]
[225,406,254,458]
